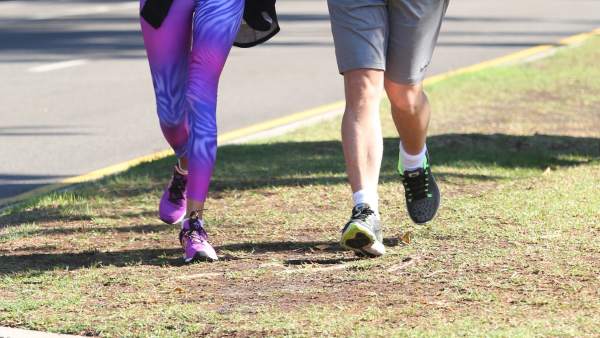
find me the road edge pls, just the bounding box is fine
[1,27,598,209]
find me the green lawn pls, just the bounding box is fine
[1,37,599,337]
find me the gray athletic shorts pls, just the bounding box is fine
[327,0,449,84]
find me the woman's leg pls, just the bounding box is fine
[140,0,194,224]
[185,0,244,218]
[140,0,193,157]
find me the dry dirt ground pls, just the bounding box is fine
[0,37,599,337]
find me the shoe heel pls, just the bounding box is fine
[341,223,375,250]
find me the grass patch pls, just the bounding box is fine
[1,38,599,337]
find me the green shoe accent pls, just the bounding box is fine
[341,222,376,250]
[423,152,430,170]
[399,149,441,225]
[397,146,405,175]
[340,204,385,257]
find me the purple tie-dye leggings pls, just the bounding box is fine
[140,0,243,202]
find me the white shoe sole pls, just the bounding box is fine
[341,222,385,257]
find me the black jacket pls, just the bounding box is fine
[141,0,279,48]
[234,0,280,48]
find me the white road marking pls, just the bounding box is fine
[30,1,138,20]
[30,5,109,20]
[28,59,89,73]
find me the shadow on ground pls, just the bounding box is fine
[0,236,406,273]
[0,240,355,273]
[1,133,598,229]
[0,133,598,273]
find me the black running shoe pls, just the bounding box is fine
[398,150,441,224]
[340,203,385,257]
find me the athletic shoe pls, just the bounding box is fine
[340,203,385,257]
[159,165,187,224]
[179,211,218,262]
[398,150,440,224]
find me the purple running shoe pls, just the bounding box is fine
[159,165,187,224]
[180,211,218,262]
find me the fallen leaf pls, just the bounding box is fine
[400,232,412,245]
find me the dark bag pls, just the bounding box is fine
[234,0,280,48]
[140,0,174,29]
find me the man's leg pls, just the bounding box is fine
[342,69,384,212]
[386,79,440,225]
[384,0,448,224]
[384,81,429,155]
[327,0,387,257]
[339,69,387,257]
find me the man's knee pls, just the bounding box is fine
[384,78,425,115]
[344,69,384,110]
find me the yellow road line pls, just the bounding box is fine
[1,27,598,208]
[423,44,554,86]
[424,28,600,87]
[558,28,600,45]
[217,100,345,143]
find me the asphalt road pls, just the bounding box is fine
[1,0,599,202]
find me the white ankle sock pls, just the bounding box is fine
[352,189,379,215]
[399,142,426,171]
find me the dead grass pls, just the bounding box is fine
[0,37,599,337]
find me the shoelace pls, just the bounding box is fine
[168,172,186,202]
[352,206,375,222]
[402,168,429,202]
[187,228,207,243]
[183,212,208,243]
